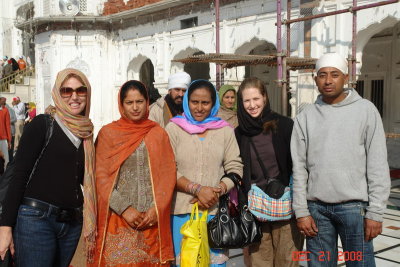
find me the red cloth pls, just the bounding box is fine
[18,59,26,70]
[390,169,400,179]
[0,107,11,143]
[28,108,36,120]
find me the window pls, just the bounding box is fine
[371,79,384,117]
[181,17,198,29]
[355,80,364,97]
[79,0,87,12]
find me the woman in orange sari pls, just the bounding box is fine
[91,80,176,266]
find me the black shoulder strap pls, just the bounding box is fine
[26,115,54,186]
[248,137,269,179]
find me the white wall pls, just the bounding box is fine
[0,0,21,58]
[29,0,400,134]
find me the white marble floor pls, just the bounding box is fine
[227,179,400,267]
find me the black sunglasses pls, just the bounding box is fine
[60,86,88,98]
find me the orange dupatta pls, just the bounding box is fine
[91,81,176,266]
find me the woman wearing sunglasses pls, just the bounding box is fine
[90,80,176,266]
[0,68,96,267]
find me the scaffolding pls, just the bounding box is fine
[278,0,399,114]
[173,0,399,116]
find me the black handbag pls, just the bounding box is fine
[207,178,262,249]
[0,115,54,219]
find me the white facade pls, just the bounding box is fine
[0,0,22,58]
[3,0,400,134]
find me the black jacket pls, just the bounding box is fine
[235,113,293,194]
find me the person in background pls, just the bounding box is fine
[25,102,36,124]
[166,79,243,267]
[0,150,4,175]
[91,80,176,266]
[45,105,56,116]
[1,56,8,77]
[12,96,25,152]
[217,84,238,128]
[3,60,13,78]
[17,56,26,71]
[235,77,303,267]
[0,59,4,79]
[291,53,391,266]
[149,72,191,128]
[10,58,19,72]
[0,97,16,162]
[0,97,11,168]
[24,103,29,121]
[148,86,162,105]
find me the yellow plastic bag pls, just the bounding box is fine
[180,202,210,267]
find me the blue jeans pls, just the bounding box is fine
[306,201,375,267]
[13,201,82,267]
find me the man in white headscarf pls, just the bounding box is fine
[291,53,390,266]
[149,72,191,128]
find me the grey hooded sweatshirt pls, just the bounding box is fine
[291,89,390,222]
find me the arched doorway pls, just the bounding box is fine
[184,51,210,80]
[172,48,210,81]
[139,59,155,91]
[357,21,400,133]
[127,55,155,90]
[236,39,280,112]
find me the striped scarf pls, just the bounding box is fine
[51,68,97,262]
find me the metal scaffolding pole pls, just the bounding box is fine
[277,0,287,115]
[351,0,357,87]
[215,0,221,89]
[286,0,292,116]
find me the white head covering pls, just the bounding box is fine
[168,72,191,90]
[315,53,348,74]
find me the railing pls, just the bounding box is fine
[387,133,400,138]
[0,66,35,93]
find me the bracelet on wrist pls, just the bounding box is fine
[216,184,227,195]
[186,182,195,194]
[194,185,202,196]
[192,184,200,195]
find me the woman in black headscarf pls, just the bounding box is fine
[10,58,20,72]
[235,77,303,267]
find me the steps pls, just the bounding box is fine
[0,77,36,104]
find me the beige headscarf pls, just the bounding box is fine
[51,68,96,262]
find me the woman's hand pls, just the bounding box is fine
[137,206,158,230]
[189,196,208,209]
[196,186,221,209]
[0,226,14,260]
[122,207,144,228]
[217,181,228,196]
